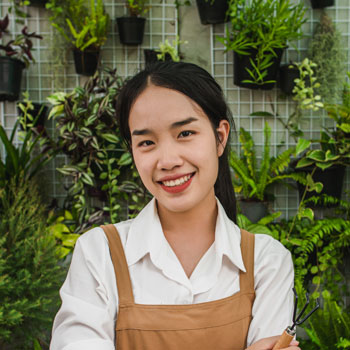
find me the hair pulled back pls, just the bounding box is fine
[116,61,237,223]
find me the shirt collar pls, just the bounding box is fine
[124,197,246,273]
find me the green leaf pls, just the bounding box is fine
[118,152,132,166]
[102,133,120,143]
[295,138,311,156]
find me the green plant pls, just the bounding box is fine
[157,36,187,62]
[47,69,148,229]
[299,294,350,350]
[0,120,56,190]
[0,175,65,350]
[218,0,306,86]
[230,122,309,202]
[0,14,42,67]
[47,209,80,260]
[295,70,350,171]
[126,0,150,17]
[47,0,109,51]
[308,12,346,104]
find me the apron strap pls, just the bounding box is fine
[101,224,134,305]
[239,229,255,293]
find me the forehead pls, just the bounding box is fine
[129,85,209,130]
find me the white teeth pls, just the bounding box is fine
[162,175,191,187]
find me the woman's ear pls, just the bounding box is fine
[216,120,230,157]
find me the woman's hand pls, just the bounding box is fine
[246,336,300,350]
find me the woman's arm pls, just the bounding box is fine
[50,228,117,350]
[247,235,295,346]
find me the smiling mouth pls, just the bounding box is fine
[158,172,195,187]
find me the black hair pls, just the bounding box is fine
[115,61,237,223]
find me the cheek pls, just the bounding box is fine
[133,152,154,185]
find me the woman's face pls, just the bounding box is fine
[129,84,230,215]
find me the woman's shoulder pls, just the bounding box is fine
[76,218,135,254]
[253,232,291,261]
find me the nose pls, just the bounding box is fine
[156,142,184,171]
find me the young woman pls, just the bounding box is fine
[50,62,299,350]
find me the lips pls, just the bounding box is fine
[158,172,195,194]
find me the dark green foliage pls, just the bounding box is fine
[267,208,350,301]
[0,176,65,350]
[299,297,350,350]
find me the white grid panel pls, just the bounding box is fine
[0,0,349,219]
[0,0,178,207]
[211,0,350,219]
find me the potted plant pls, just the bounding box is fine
[47,0,109,76]
[47,69,148,227]
[116,0,150,46]
[218,0,306,89]
[295,76,350,203]
[0,14,42,101]
[230,122,308,223]
[310,0,334,9]
[308,12,346,104]
[144,36,187,66]
[195,0,229,25]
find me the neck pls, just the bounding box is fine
[156,192,218,238]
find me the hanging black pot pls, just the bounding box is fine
[116,17,146,46]
[296,164,346,207]
[239,200,269,223]
[144,49,172,66]
[310,0,334,9]
[29,0,48,6]
[279,64,299,95]
[0,56,25,102]
[73,48,100,76]
[195,0,229,25]
[17,103,48,131]
[233,48,284,90]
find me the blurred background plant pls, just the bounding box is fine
[308,12,346,104]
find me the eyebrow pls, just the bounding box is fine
[131,117,199,136]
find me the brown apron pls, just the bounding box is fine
[101,224,255,350]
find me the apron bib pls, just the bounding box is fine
[101,225,255,350]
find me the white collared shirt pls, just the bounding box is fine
[50,198,294,350]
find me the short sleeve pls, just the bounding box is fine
[247,234,295,346]
[50,228,117,350]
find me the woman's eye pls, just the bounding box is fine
[138,140,154,147]
[179,130,194,138]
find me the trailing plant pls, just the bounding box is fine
[157,36,187,62]
[47,69,149,230]
[0,14,42,67]
[218,0,306,86]
[308,12,346,104]
[230,122,309,202]
[0,175,65,350]
[237,211,281,235]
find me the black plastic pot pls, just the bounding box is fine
[116,17,146,46]
[144,49,172,66]
[195,0,229,25]
[17,103,48,131]
[29,0,48,6]
[279,64,299,95]
[310,0,334,9]
[73,48,100,76]
[239,200,269,223]
[0,56,25,102]
[233,48,284,90]
[296,165,346,206]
